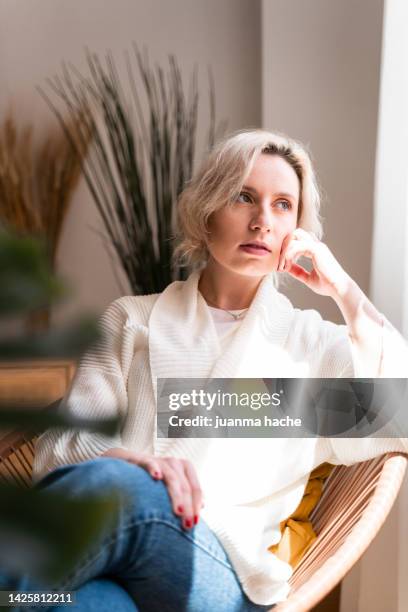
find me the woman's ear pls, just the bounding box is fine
[205,214,213,232]
[202,223,212,244]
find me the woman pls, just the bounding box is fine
[17,130,408,610]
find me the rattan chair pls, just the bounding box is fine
[0,428,406,612]
[275,451,407,611]
[0,430,38,487]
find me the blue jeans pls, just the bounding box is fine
[0,458,275,611]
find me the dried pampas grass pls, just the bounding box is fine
[0,111,91,267]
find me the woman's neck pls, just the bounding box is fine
[198,260,264,310]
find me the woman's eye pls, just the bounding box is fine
[276,200,292,211]
[236,192,252,204]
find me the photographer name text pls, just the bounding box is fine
[169,414,302,428]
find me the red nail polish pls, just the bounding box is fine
[153,471,161,479]
[194,515,199,525]
[177,505,184,514]
[185,518,192,529]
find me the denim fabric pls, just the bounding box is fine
[0,458,275,611]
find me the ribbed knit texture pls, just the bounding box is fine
[33,271,408,606]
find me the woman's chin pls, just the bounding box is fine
[230,261,276,277]
[206,254,276,277]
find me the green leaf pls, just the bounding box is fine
[0,231,67,317]
[0,482,122,585]
[0,316,101,360]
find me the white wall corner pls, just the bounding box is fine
[369,1,408,612]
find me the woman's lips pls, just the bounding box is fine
[239,245,271,257]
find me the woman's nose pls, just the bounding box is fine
[249,208,273,232]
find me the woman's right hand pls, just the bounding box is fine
[100,447,204,530]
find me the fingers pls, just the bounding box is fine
[278,232,293,271]
[125,453,204,532]
[183,459,204,524]
[278,229,319,271]
[136,455,163,480]
[285,261,312,282]
[281,243,315,272]
[279,235,321,272]
[295,228,319,241]
[160,458,202,531]
[160,462,190,525]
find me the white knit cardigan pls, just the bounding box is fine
[33,271,408,606]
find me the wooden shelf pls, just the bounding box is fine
[0,359,77,408]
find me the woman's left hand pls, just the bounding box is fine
[277,228,351,299]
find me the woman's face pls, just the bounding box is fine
[206,154,300,276]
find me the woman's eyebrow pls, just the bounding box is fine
[274,192,297,201]
[242,185,297,200]
[242,185,258,193]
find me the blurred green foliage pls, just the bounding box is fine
[0,230,66,318]
[0,226,122,586]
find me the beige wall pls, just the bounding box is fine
[0,0,261,323]
[262,0,384,324]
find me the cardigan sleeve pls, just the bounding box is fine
[32,298,133,484]
[319,313,408,378]
[319,314,408,464]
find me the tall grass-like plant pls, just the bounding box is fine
[39,47,225,295]
[0,112,91,331]
[0,112,91,268]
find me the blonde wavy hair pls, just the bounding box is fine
[173,129,324,285]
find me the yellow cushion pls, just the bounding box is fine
[268,462,334,568]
